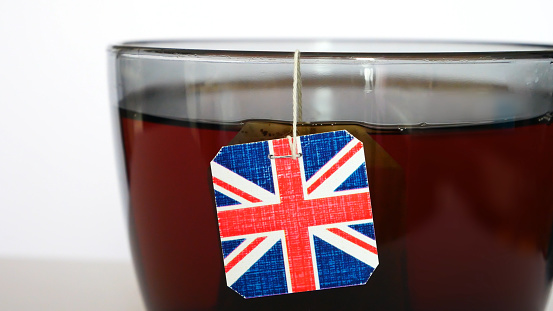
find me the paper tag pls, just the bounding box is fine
[210,130,378,298]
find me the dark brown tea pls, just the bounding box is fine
[119,108,553,311]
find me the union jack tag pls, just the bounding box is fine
[210,130,378,298]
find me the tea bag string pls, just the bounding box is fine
[269,50,303,160]
[289,49,302,160]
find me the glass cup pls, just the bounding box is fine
[109,40,553,311]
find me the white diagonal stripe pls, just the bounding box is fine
[337,225,377,249]
[211,161,276,203]
[223,237,251,266]
[305,138,360,187]
[308,150,366,199]
[213,183,251,205]
[312,227,379,268]
[314,221,376,248]
[225,234,282,286]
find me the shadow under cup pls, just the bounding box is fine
[109,41,553,311]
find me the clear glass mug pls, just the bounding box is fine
[109,41,553,311]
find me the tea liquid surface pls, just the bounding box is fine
[119,108,553,311]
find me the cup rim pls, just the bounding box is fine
[110,39,553,60]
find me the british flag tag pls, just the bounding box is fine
[210,130,378,298]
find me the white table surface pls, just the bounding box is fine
[0,258,145,311]
[1,257,551,311]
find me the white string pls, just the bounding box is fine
[289,50,302,160]
[268,50,303,160]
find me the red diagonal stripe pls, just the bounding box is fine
[224,236,267,273]
[327,227,378,254]
[307,142,363,194]
[213,177,262,203]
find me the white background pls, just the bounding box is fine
[0,0,552,307]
